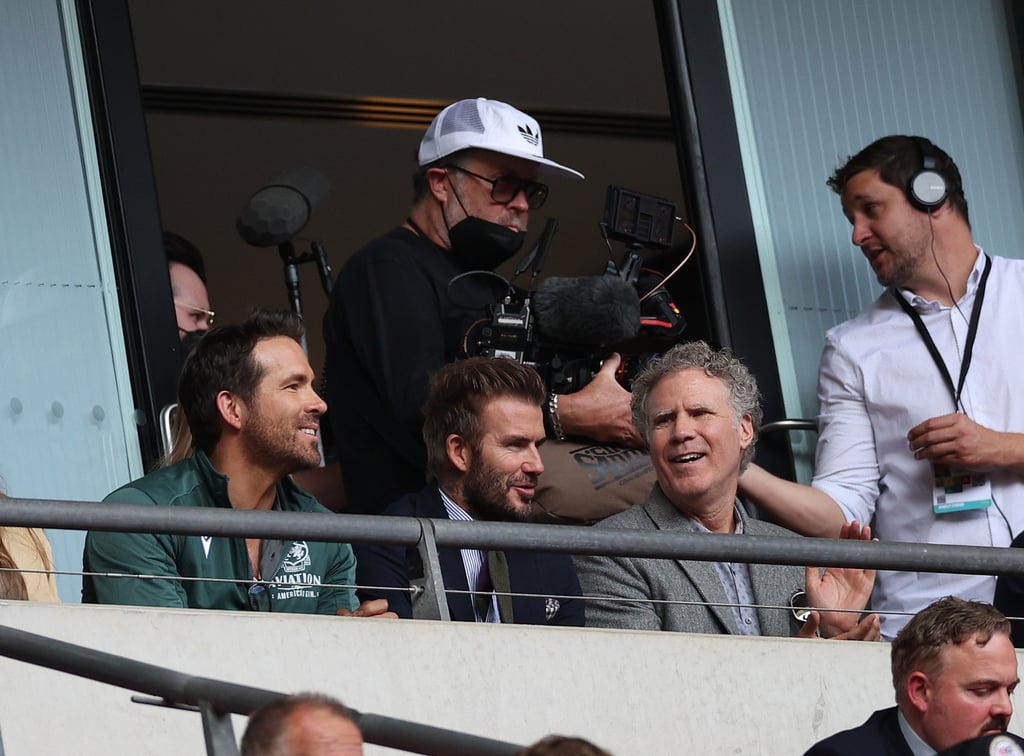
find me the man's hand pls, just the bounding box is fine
[907,413,1017,472]
[336,598,398,619]
[805,521,877,639]
[797,610,880,640]
[828,613,880,641]
[555,353,643,447]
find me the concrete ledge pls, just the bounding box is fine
[1,602,1016,755]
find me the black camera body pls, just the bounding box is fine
[466,186,687,394]
[474,299,534,363]
[602,186,676,250]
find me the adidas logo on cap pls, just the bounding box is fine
[518,124,540,146]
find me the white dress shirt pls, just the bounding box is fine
[813,249,1024,638]
[897,708,935,756]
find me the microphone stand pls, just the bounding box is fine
[311,241,333,297]
[278,241,305,320]
[276,238,335,466]
[276,239,334,322]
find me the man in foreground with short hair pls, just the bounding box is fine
[806,597,1019,754]
[575,341,878,638]
[241,693,362,756]
[354,356,584,625]
[84,310,392,618]
[518,735,612,756]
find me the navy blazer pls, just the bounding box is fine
[994,530,1024,647]
[353,485,585,626]
[804,707,913,756]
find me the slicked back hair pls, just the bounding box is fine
[164,231,207,284]
[630,341,762,471]
[826,135,969,226]
[422,357,546,479]
[891,597,1010,707]
[178,309,305,455]
[240,693,358,756]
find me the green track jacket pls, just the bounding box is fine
[83,451,358,614]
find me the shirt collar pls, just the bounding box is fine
[900,244,986,309]
[439,486,474,522]
[897,708,937,756]
[680,503,744,535]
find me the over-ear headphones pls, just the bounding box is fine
[908,136,948,211]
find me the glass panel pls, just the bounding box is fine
[0,0,144,601]
[719,0,1024,479]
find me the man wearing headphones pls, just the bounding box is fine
[740,135,1024,638]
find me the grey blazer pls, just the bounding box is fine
[574,485,804,636]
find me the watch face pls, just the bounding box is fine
[790,589,811,623]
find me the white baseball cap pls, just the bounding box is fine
[418,98,584,180]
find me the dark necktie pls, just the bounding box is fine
[473,556,492,619]
[473,550,514,622]
[488,550,514,623]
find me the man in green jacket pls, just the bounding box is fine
[84,310,392,618]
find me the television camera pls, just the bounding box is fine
[463,186,690,394]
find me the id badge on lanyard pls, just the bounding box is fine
[932,463,992,514]
[892,255,994,516]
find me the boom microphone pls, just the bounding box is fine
[237,168,330,247]
[532,275,641,346]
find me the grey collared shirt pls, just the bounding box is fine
[681,505,762,636]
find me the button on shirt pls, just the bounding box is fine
[812,249,1024,638]
[439,488,500,623]
[681,506,762,635]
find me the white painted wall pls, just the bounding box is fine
[5,602,1017,755]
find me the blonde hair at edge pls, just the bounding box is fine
[0,488,55,601]
[160,406,195,468]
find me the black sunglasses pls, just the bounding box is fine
[247,580,272,612]
[447,165,549,209]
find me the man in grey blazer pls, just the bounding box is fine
[574,341,879,639]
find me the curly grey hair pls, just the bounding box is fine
[630,341,762,471]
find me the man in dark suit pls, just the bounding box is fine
[574,340,877,638]
[354,357,583,625]
[806,596,1019,755]
[994,530,1024,648]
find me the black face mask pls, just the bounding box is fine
[180,328,206,354]
[447,216,526,271]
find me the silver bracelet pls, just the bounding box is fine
[547,393,566,442]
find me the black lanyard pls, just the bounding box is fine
[891,255,992,412]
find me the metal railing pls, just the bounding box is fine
[759,418,817,435]
[4,494,1024,752]
[4,496,1024,582]
[0,623,522,756]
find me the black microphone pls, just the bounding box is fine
[532,275,641,346]
[237,168,330,247]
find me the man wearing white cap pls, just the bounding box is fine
[324,97,640,515]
